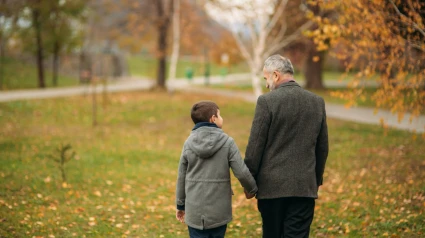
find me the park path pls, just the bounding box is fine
[0,74,423,133]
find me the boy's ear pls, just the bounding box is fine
[209,115,215,123]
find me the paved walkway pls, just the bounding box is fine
[1,74,423,133]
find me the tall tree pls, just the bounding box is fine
[206,0,313,98]
[154,0,173,89]
[105,0,173,89]
[169,0,180,81]
[304,1,335,89]
[31,0,46,88]
[0,0,22,89]
[313,0,425,120]
[47,0,86,86]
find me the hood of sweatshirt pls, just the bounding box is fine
[187,126,229,159]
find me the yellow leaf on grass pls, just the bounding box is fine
[44,177,51,183]
[88,221,96,226]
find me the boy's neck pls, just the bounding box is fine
[192,122,218,131]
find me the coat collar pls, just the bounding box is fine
[276,80,300,89]
[192,122,218,131]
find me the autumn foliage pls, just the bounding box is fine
[310,0,425,123]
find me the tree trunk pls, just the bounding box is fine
[60,166,66,182]
[251,54,263,99]
[79,51,85,83]
[0,36,4,90]
[52,40,59,87]
[155,0,172,89]
[251,73,262,99]
[169,0,180,81]
[157,27,167,89]
[304,40,325,89]
[32,7,45,88]
[112,54,122,78]
[251,69,262,99]
[92,78,97,127]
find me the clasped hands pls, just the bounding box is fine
[244,189,256,199]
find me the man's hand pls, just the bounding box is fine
[244,189,256,199]
[176,210,185,223]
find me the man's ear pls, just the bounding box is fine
[274,71,279,80]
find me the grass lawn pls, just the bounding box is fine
[127,55,360,83]
[1,58,79,90]
[204,82,378,108]
[1,91,424,237]
[128,55,250,79]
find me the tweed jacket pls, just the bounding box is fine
[244,81,328,199]
[176,126,258,230]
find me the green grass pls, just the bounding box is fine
[0,58,79,90]
[1,91,424,237]
[292,71,360,81]
[128,55,248,79]
[204,81,379,108]
[310,88,377,107]
[127,55,362,82]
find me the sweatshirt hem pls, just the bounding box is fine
[186,218,232,230]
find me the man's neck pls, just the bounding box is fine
[275,74,295,87]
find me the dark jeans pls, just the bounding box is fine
[258,197,315,238]
[188,224,227,238]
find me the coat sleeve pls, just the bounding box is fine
[228,139,258,194]
[175,145,188,210]
[315,99,329,186]
[244,95,271,178]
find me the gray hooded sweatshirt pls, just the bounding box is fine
[176,126,258,230]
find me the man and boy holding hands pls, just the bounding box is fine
[176,55,329,238]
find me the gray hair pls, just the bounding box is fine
[263,54,294,75]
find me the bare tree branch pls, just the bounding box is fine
[267,19,288,48]
[247,19,258,51]
[264,0,289,37]
[264,20,314,57]
[232,30,254,66]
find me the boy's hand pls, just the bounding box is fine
[176,210,185,223]
[244,189,256,199]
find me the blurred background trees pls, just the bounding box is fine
[1,0,86,88]
[1,0,424,118]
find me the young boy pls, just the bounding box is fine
[175,101,257,237]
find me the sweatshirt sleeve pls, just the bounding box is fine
[175,145,188,210]
[244,95,271,178]
[315,99,329,186]
[228,139,258,194]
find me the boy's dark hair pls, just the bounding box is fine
[191,101,219,124]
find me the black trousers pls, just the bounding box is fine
[257,197,315,238]
[188,224,227,238]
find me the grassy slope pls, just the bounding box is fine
[128,56,250,79]
[0,91,424,237]
[204,82,378,108]
[1,58,79,90]
[127,56,356,81]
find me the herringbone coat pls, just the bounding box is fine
[245,81,328,199]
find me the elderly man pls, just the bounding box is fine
[244,54,329,238]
